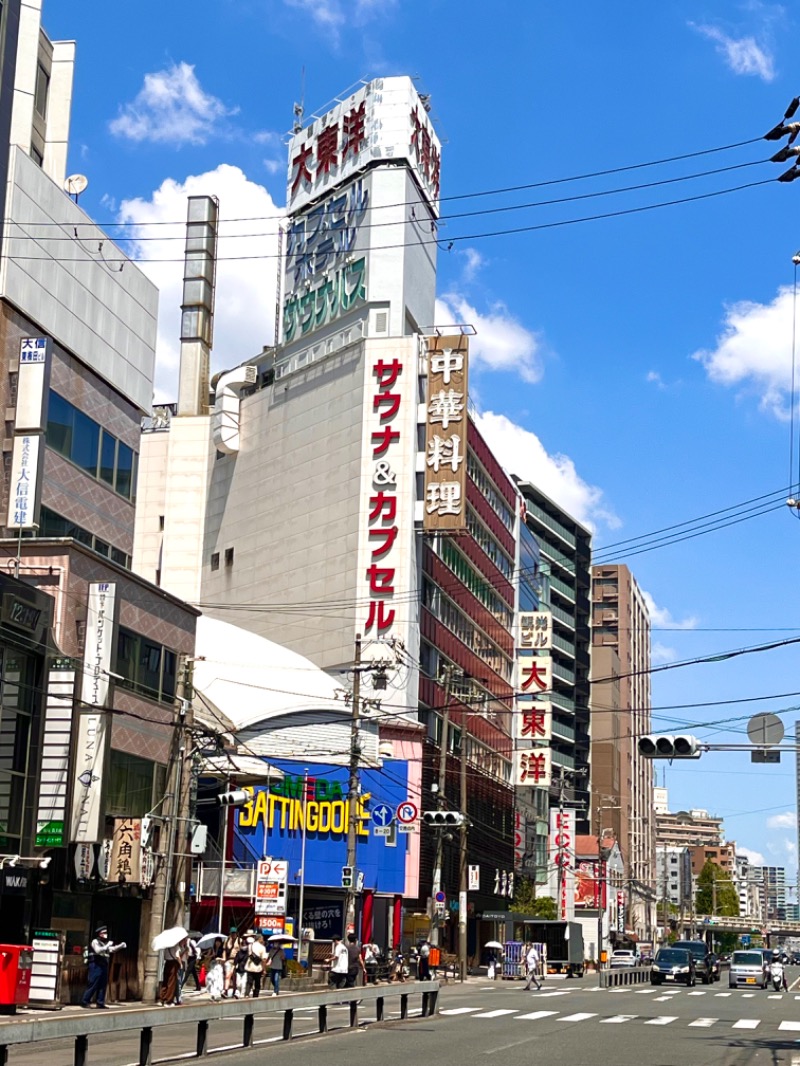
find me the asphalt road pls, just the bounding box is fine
[7,971,800,1066]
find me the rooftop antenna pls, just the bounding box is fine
[292,66,305,133]
[64,173,88,204]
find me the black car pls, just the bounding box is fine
[672,940,716,984]
[650,947,696,986]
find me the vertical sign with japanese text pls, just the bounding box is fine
[423,335,469,533]
[549,809,576,922]
[108,817,142,883]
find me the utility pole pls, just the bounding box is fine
[343,634,362,935]
[556,769,566,917]
[143,655,192,1002]
[431,663,460,947]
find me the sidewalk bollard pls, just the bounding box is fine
[282,1008,293,1041]
[138,1026,153,1066]
[74,1034,88,1066]
[243,1014,254,1047]
[196,1019,209,1056]
[318,1004,327,1032]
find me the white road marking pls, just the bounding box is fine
[440,1007,481,1015]
[714,992,731,997]
[688,1017,717,1027]
[779,1021,800,1031]
[644,1016,678,1026]
[741,993,755,998]
[768,994,784,1000]
[687,991,707,996]
[536,991,571,998]
[732,1019,760,1029]
[601,1015,637,1023]
[558,1012,597,1022]
[514,1010,559,1021]
[653,996,672,1002]
[634,988,659,994]
[472,1009,519,1019]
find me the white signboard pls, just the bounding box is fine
[255,857,288,916]
[16,337,50,431]
[518,612,552,652]
[6,433,41,529]
[518,654,552,697]
[549,809,576,922]
[468,864,480,891]
[69,712,109,843]
[512,702,553,743]
[80,582,117,708]
[286,76,441,216]
[513,747,552,789]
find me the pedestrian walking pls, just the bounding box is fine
[81,926,126,1009]
[418,939,432,980]
[345,932,367,988]
[222,929,240,998]
[181,936,201,993]
[328,935,349,989]
[160,938,187,1006]
[524,942,542,991]
[245,935,267,997]
[364,941,380,984]
[267,942,285,996]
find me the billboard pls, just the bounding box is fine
[286,76,441,217]
[423,335,469,534]
[233,759,411,895]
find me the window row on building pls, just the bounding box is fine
[46,391,138,500]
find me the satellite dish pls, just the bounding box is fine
[64,173,88,201]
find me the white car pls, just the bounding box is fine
[610,950,639,968]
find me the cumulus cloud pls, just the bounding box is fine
[651,642,678,665]
[689,22,776,80]
[283,0,393,35]
[118,165,282,401]
[110,63,235,146]
[737,845,766,866]
[693,286,795,417]
[767,811,798,830]
[436,294,544,383]
[461,247,485,283]
[473,410,618,531]
[642,590,698,630]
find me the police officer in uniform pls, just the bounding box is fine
[81,925,126,1008]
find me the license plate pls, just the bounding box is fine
[665,975,674,981]
[745,978,756,984]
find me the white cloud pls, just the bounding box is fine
[436,294,544,383]
[651,642,678,665]
[642,590,698,630]
[461,247,485,283]
[693,286,795,417]
[646,370,667,390]
[690,22,776,81]
[766,811,798,830]
[474,410,618,531]
[737,845,767,866]
[110,63,235,146]
[117,165,283,402]
[282,0,392,34]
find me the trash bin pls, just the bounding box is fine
[0,945,33,1013]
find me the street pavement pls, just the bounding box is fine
[6,971,800,1065]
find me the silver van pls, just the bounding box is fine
[729,949,767,989]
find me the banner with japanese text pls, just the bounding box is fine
[423,335,469,533]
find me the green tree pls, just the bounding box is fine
[512,877,557,919]
[695,860,739,917]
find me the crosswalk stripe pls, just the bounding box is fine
[634,988,658,994]
[601,1015,637,1023]
[687,991,707,996]
[714,992,731,997]
[644,1016,678,1026]
[732,1019,760,1029]
[742,993,755,998]
[514,1010,559,1021]
[779,1021,800,1031]
[440,1007,481,1015]
[558,1013,597,1022]
[536,991,571,998]
[688,1018,717,1028]
[653,996,672,1002]
[768,994,784,999]
[472,1009,519,1019]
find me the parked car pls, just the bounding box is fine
[610,950,639,968]
[729,949,769,989]
[650,947,696,986]
[672,940,716,984]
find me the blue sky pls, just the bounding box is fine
[43,0,800,890]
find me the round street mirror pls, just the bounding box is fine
[746,712,784,748]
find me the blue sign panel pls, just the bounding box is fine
[232,759,410,894]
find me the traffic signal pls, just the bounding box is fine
[637,735,702,759]
[422,811,466,827]
[217,788,252,806]
[341,866,354,889]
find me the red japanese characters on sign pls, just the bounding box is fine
[365,357,403,633]
[513,748,552,787]
[513,703,553,743]
[290,104,367,198]
[549,810,576,922]
[410,107,441,199]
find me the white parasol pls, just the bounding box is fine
[484,940,504,950]
[195,931,224,951]
[267,934,298,943]
[151,925,188,951]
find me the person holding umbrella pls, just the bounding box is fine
[151,925,189,1006]
[81,925,126,1009]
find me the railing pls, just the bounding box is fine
[0,982,439,1066]
[599,965,651,989]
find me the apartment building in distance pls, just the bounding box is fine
[656,805,723,849]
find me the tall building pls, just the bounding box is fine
[735,854,763,921]
[0,3,198,1000]
[513,481,591,831]
[134,76,539,950]
[589,563,654,937]
[655,845,692,908]
[656,807,723,849]
[751,866,787,921]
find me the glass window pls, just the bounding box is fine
[34,63,49,117]
[114,628,178,705]
[110,547,128,568]
[46,392,73,456]
[70,409,99,475]
[116,443,134,499]
[99,431,116,486]
[93,539,110,558]
[162,650,177,702]
[106,750,157,818]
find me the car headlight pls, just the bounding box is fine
[679,966,690,973]
[651,965,658,972]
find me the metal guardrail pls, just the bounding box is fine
[599,965,652,989]
[0,981,439,1066]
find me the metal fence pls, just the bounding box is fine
[599,965,652,988]
[0,981,439,1066]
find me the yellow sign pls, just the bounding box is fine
[238,789,372,839]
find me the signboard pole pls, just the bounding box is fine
[297,769,309,960]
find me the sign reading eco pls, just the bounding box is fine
[238,775,372,838]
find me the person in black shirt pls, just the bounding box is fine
[345,933,367,988]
